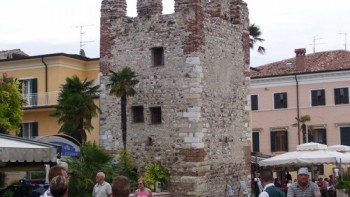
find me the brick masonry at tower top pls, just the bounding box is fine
[99,0,251,196]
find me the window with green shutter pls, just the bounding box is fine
[340,127,350,146]
[251,95,258,111]
[270,130,288,152]
[19,78,38,106]
[308,128,327,145]
[334,88,349,105]
[274,92,287,109]
[20,122,38,139]
[252,132,260,152]
[311,89,325,106]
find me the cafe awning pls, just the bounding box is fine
[0,133,59,163]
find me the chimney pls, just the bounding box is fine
[295,48,306,71]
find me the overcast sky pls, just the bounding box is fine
[246,0,350,67]
[0,0,349,67]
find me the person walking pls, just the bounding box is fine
[286,171,292,183]
[317,178,328,197]
[50,176,69,197]
[92,172,112,197]
[258,168,286,197]
[254,171,263,197]
[111,176,130,197]
[287,167,321,197]
[134,178,152,197]
[41,166,68,197]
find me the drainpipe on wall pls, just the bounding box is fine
[294,48,306,144]
[295,74,300,145]
[41,57,48,104]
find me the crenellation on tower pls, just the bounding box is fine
[100,0,127,75]
[205,0,232,21]
[230,3,241,24]
[174,0,205,55]
[137,0,163,18]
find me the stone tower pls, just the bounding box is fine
[99,0,251,196]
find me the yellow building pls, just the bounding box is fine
[0,49,100,144]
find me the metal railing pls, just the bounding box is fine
[22,92,59,107]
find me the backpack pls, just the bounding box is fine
[265,186,286,197]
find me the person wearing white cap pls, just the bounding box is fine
[287,167,321,197]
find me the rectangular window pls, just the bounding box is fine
[316,165,324,175]
[311,89,325,106]
[150,107,162,124]
[308,128,327,144]
[274,92,287,109]
[20,122,38,139]
[334,88,349,105]
[251,95,258,111]
[270,130,288,152]
[252,132,260,152]
[132,106,144,123]
[340,127,350,146]
[152,47,164,66]
[19,78,38,106]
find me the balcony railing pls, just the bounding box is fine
[22,92,59,107]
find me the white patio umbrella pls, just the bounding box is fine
[259,150,336,167]
[259,142,350,167]
[327,144,350,152]
[297,142,327,151]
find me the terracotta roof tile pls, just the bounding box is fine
[251,50,350,77]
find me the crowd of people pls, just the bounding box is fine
[40,166,153,197]
[254,167,338,197]
[43,165,340,197]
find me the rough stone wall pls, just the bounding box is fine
[99,0,251,196]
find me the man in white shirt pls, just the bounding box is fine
[92,172,112,197]
[259,168,286,197]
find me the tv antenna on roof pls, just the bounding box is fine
[338,32,347,50]
[307,35,325,53]
[71,24,94,56]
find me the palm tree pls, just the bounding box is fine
[107,67,139,150]
[249,23,266,54]
[51,75,101,144]
[293,115,311,144]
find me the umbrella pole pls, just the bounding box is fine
[340,159,343,181]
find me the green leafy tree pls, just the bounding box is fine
[64,142,117,197]
[293,115,311,144]
[0,72,24,134]
[143,163,170,191]
[115,150,138,186]
[249,23,266,54]
[107,67,139,150]
[51,75,101,144]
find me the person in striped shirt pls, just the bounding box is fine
[287,167,321,197]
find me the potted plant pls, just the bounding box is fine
[144,163,170,192]
[336,173,350,197]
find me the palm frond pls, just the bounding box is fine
[249,23,266,55]
[50,75,101,144]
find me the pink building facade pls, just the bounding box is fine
[250,49,350,158]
